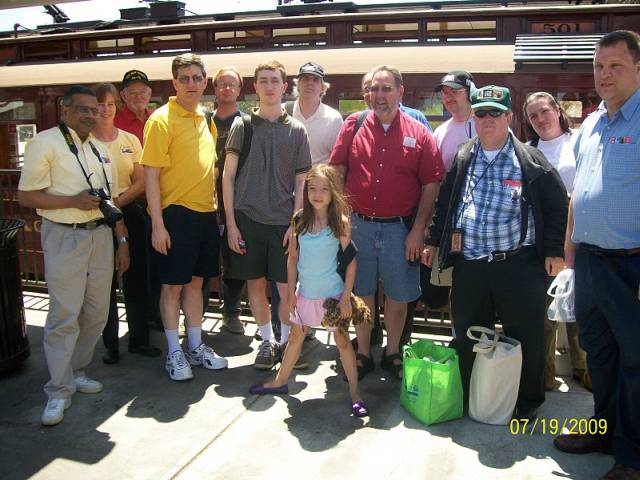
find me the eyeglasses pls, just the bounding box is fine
[474,109,505,118]
[218,82,239,89]
[71,105,99,116]
[368,85,395,93]
[177,74,204,85]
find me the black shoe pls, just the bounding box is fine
[128,344,162,358]
[512,407,538,422]
[102,349,120,365]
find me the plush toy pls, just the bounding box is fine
[322,294,372,333]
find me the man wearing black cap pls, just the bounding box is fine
[115,70,153,145]
[285,62,343,165]
[424,85,568,421]
[433,71,477,172]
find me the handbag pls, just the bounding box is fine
[467,326,522,425]
[401,339,463,426]
[547,268,576,323]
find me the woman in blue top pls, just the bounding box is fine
[250,164,369,417]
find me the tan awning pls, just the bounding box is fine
[0,44,514,88]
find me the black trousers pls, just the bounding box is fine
[450,246,547,411]
[102,202,158,352]
[575,245,640,469]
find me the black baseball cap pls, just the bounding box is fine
[434,70,474,92]
[297,62,324,79]
[121,70,151,89]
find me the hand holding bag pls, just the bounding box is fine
[467,327,522,425]
[401,339,463,426]
[547,268,576,322]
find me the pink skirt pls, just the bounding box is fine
[291,291,342,332]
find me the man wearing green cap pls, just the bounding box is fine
[424,85,568,421]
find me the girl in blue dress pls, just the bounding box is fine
[249,164,369,417]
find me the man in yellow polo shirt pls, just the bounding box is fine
[141,53,227,381]
[18,85,129,426]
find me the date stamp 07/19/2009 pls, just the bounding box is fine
[509,418,608,436]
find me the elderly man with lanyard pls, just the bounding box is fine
[553,30,640,480]
[424,85,567,421]
[330,65,443,379]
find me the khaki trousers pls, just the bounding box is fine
[41,219,113,400]
[544,318,587,376]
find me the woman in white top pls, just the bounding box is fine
[93,83,161,364]
[523,92,588,391]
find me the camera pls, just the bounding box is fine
[90,187,123,228]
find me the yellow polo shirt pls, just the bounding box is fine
[18,126,117,224]
[140,97,217,212]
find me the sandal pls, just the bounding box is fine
[342,353,375,382]
[380,348,403,380]
[351,400,369,418]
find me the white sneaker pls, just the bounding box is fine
[41,398,71,426]
[165,350,194,381]
[74,375,103,394]
[185,343,228,370]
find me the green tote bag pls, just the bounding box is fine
[400,339,464,426]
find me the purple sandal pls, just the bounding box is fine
[249,383,289,395]
[351,400,369,418]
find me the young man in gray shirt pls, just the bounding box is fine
[222,60,311,369]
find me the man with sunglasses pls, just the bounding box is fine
[424,85,567,421]
[141,53,227,381]
[330,65,444,380]
[18,85,129,425]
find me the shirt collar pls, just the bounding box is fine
[293,100,323,122]
[251,106,291,124]
[169,96,205,118]
[120,104,150,123]
[598,88,640,122]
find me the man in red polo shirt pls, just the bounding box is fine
[329,65,444,380]
[114,70,153,145]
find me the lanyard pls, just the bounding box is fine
[58,123,111,196]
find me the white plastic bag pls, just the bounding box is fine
[547,268,576,323]
[467,327,522,425]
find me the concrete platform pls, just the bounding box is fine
[0,292,613,480]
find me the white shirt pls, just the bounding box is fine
[291,100,343,164]
[536,132,576,194]
[433,117,476,172]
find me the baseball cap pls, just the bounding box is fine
[434,70,474,92]
[471,85,511,111]
[298,62,324,79]
[121,70,151,88]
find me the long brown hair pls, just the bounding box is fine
[523,92,572,142]
[294,164,350,240]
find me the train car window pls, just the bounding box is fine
[426,20,496,42]
[338,99,366,118]
[415,91,447,130]
[85,38,135,57]
[352,23,419,44]
[139,34,191,55]
[272,27,327,48]
[0,101,35,122]
[213,29,265,50]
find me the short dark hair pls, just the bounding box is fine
[597,30,640,63]
[254,60,287,83]
[61,85,96,106]
[171,53,206,79]
[369,65,403,88]
[523,92,573,142]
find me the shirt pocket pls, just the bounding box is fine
[393,146,419,175]
[605,144,640,184]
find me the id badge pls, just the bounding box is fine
[451,229,463,254]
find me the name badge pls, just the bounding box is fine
[403,136,416,148]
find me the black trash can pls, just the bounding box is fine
[0,218,29,376]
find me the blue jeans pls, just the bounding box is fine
[575,245,640,469]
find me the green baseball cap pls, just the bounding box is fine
[471,85,511,111]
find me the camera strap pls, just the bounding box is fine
[58,122,111,197]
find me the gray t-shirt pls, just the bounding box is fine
[226,108,312,225]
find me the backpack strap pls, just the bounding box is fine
[284,101,295,116]
[237,112,253,174]
[353,109,368,135]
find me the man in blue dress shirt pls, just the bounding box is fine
[554,30,640,480]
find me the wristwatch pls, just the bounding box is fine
[117,235,129,244]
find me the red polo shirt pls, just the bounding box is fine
[329,110,444,217]
[114,105,151,145]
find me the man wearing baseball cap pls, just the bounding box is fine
[115,70,153,145]
[424,85,568,422]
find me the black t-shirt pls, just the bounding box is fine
[214,110,242,222]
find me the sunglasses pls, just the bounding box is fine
[177,74,204,85]
[474,109,505,118]
[368,85,395,93]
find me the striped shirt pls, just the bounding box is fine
[454,137,535,260]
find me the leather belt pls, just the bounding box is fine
[491,245,534,262]
[355,212,404,224]
[584,244,640,258]
[56,219,106,230]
